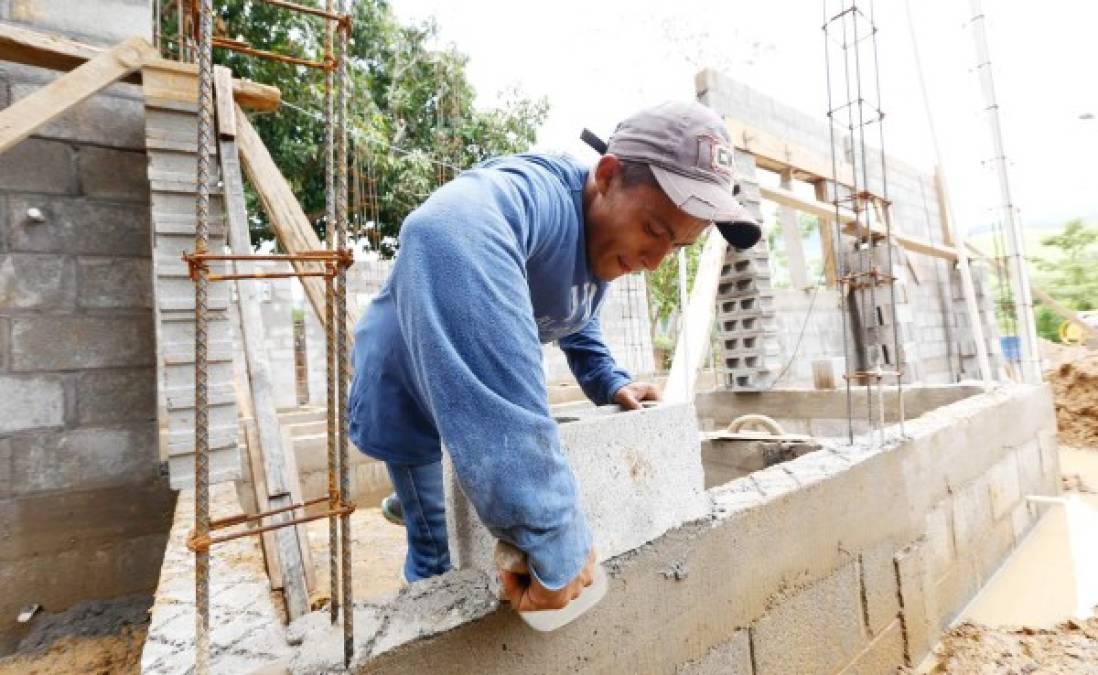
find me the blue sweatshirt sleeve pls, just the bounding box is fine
[388,196,592,591]
[558,316,633,405]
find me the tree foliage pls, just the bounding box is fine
[1031,218,1098,341]
[161,1,548,252]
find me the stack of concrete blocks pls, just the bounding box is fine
[949,261,1004,379]
[0,1,177,652]
[842,241,921,383]
[443,402,708,576]
[142,69,240,489]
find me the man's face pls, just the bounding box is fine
[584,155,711,281]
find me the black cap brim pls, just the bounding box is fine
[717,220,762,251]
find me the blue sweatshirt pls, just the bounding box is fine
[348,153,633,590]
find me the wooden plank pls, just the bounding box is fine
[0,36,154,154]
[762,183,960,263]
[778,169,809,289]
[0,21,280,110]
[213,65,236,139]
[723,116,863,195]
[234,104,330,328]
[663,228,728,403]
[279,425,320,605]
[814,180,839,287]
[220,123,310,620]
[933,166,954,246]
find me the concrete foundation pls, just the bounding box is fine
[140,382,1059,673]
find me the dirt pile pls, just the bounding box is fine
[929,619,1098,674]
[1041,340,1098,446]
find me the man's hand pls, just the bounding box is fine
[500,549,596,612]
[613,381,661,410]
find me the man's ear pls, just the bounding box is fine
[593,154,621,195]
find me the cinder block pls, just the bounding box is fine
[5,196,151,256]
[923,501,955,580]
[444,403,708,574]
[0,253,74,309]
[709,475,766,516]
[8,425,158,496]
[932,557,979,629]
[0,373,65,433]
[2,0,151,45]
[76,368,156,425]
[0,316,9,371]
[1037,428,1060,493]
[973,517,1015,583]
[0,138,77,194]
[894,543,935,666]
[860,541,901,637]
[78,146,149,202]
[9,81,145,150]
[76,256,152,309]
[11,314,154,371]
[752,561,866,675]
[676,629,752,675]
[950,477,992,558]
[987,452,1021,520]
[836,618,904,675]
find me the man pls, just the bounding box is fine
[348,101,760,612]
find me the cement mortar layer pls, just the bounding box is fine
[142,383,1059,674]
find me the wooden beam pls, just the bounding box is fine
[778,169,809,289]
[221,108,312,619]
[0,21,279,110]
[213,65,236,138]
[664,228,728,403]
[0,36,155,153]
[933,166,954,246]
[761,183,960,262]
[814,180,839,287]
[234,103,329,327]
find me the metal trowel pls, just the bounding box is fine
[494,541,608,632]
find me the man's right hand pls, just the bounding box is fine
[499,548,597,612]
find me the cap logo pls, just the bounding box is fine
[697,133,734,183]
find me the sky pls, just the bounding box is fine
[388,0,1098,236]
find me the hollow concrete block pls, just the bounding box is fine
[444,402,708,574]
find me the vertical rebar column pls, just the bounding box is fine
[324,0,340,625]
[193,0,214,671]
[335,2,353,666]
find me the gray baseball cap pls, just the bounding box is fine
[582,101,762,250]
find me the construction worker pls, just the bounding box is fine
[348,101,760,612]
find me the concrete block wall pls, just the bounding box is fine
[697,69,998,386]
[0,0,175,653]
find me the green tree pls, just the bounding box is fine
[161,1,548,250]
[1031,218,1098,341]
[646,239,705,326]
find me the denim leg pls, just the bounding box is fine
[385,461,451,581]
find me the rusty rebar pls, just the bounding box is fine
[324,0,340,628]
[194,0,213,671]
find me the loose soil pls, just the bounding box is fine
[928,619,1098,674]
[1041,340,1098,447]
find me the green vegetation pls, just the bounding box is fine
[1030,218,1098,341]
[160,1,547,250]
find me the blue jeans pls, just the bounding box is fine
[385,461,451,582]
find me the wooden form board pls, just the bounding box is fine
[723,116,861,194]
[218,85,314,618]
[0,20,279,110]
[0,35,155,153]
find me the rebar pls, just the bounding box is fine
[335,2,354,666]
[324,0,340,628]
[193,0,214,671]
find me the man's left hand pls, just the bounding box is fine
[612,381,661,410]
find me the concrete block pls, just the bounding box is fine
[445,403,708,573]
[8,81,145,149]
[860,541,900,637]
[0,254,74,309]
[783,449,849,487]
[837,618,904,675]
[894,543,934,666]
[11,314,154,371]
[1037,428,1061,492]
[951,477,992,558]
[752,561,866,675]
[3,0,152,45]
[76,256,152,309]
[0,316,9,371]
[932,557,979,629]
[0,138,77,194]
[676,629,752,675]
[0,373,65,433]
[973,517,1015,583]
[76,367,156,425]
[709,475,766,517]
[987,452,1021,520]
[78,146,149,202]
[750,463,803,500]
[8,425,157,496]
[1014,439,1042,497]
[923,500,955,581]
[5,196,151,256]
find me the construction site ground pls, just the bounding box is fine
[1,344,1095,674]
